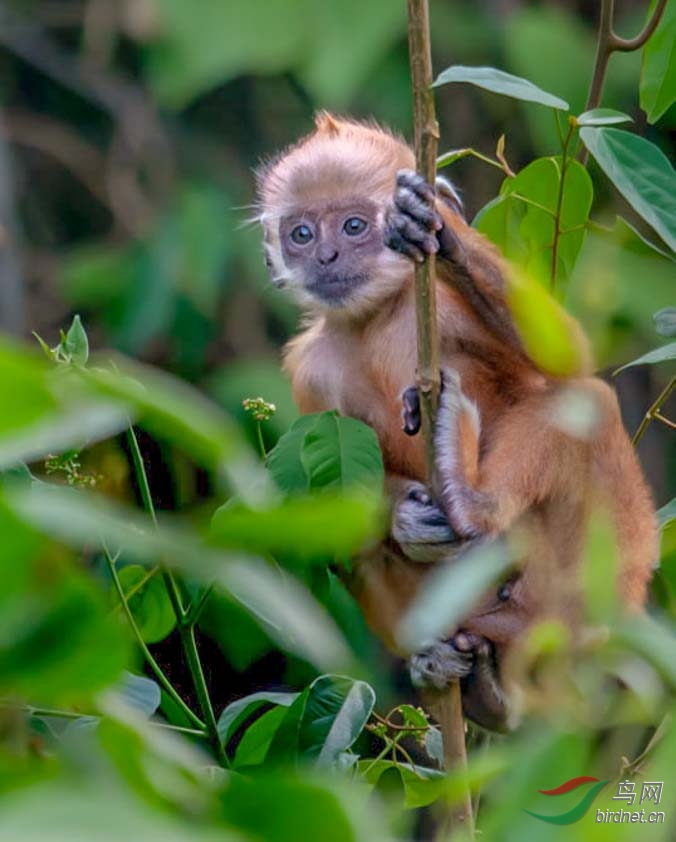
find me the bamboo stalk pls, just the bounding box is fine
[406,1,473,835]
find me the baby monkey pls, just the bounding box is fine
[257,113,657,730]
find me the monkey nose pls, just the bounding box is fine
[317,248,339,265]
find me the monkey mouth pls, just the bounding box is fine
[306,272,368,304]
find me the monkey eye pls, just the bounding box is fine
[290,224,313,245]
[343,217,368,236]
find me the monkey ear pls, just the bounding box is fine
[314,111,341,137]
[435,175,465,220]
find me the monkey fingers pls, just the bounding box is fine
[401,385,421,435]
[409,639,473,691]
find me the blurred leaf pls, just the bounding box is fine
[397,539,513,652]
[267,411,384,496]
[217,690,298,749]
[206,358,298,447]
[502,7,595,151]
[115,672,161,718]
[147,0,404,107]
[654,307,676,337]
[640,0,676,123]
[576,108,633,126]
[358,760,447,808]
[580,127,676,252]
[433,65,568,110]
[0,565,130,705]
[0,783,235,842]
[0,341,128,469]
[614,341,676,373]
[233,706,289,768]
[220,771,384,842]
[211,492,383,559]
[567,217,675,367]
[657,498,676,529]
[9,483,353,673]
[114,565,176,644]
[506,269,588,376]
[64,315,89,366]
[612,613,676,690]
[475,157,593,295]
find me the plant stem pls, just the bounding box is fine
[104,546,205,730]
[551,121,575,293]
[126,423,228,768]
[579,0,668,164]
[632,376,675,445]
[407,0,472,835]
[186,584,214,627]
[255,421,267,459]
[177,622,229,767]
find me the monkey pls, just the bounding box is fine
[256,112,658,730]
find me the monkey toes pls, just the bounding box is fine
[409,637,475,691]
[392,480,458,551]
[385,170,443,263]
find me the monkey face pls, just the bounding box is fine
[269,197,410,313]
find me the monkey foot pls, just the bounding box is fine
[409,636,474,691]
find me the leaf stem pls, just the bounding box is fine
[255,421,267,459]
[580,0,667,164]
[632,376,676,445]
[551,121,576,293]
[21,704,208,739]
[104,546,205,730]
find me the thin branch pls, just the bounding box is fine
[609,0,668,51]
[20,704,207,739]
[580,0,668,164]
[632,376,675,445]
[407,0,472,835]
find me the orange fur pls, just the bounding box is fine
[260,114,658,661]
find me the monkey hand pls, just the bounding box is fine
[385,170,443,263]
[392,480,460,562]
[385,169,467,266]
[411,632,510,732]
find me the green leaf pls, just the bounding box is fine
[640,0,676,123]
[299,674,375,766]
[657,498,676,530]
[580,127,676,252]
[266,414,322,494]
[217,690,298,748]
[614,341,676,373]
[270,674,375,767]
[233,706,289,768]
[267,411,385,496]
[210,492,384,559]
[114,565,176,644]
[64,315,89,366]
[654,307,676,337]
[301,413,384,493]
[433,65,568,110]
[474,157,593,294]
[576,108,633,126]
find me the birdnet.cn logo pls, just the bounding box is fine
[523,776,665,825]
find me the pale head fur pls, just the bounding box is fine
[257,112,416,317]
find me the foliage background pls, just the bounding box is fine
[0,0,674,840]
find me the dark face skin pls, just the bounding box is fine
[279,198,383,306]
